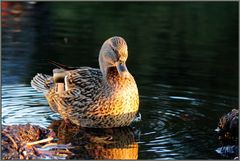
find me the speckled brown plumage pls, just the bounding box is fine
[31,36,139,128]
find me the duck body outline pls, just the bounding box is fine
[31,36,139,128]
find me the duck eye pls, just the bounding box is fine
[111,46,118,55]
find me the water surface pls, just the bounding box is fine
[2,2,239,159]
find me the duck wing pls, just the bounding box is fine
[65,67,103,90]
[52,67,103,122]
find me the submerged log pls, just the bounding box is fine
[1,124,74,160]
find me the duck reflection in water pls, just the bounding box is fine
[48,120,139,159]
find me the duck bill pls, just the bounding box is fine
[116,61,130,78]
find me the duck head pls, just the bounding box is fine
[99,36,130,78]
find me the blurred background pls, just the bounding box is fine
[2,2,239,159]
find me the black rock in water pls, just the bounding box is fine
[215,109,239,159]
[217,109,239,141]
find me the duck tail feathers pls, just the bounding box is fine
[31,73,53,93]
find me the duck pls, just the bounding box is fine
[31,36,139,128]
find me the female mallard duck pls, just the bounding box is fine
[31,36,139,128]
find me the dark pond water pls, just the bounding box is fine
[2,2,239,160]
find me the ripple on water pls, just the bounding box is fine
[138,83,238,159]
[2,82,238,159]
[2,84,60,127]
